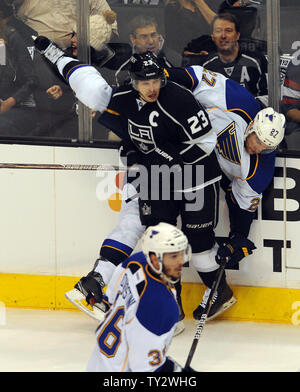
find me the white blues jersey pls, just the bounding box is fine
[166,65,276,211]
[87,252,179,372]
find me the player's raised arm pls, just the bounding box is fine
[34,36,112,113]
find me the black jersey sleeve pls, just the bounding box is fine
[97,87,131,139]
[164,67,195,91]
[159,83,214,164]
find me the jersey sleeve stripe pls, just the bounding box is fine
[102,239,132,257]
[225,108,253,123]
[184,67,199,90]
[65,63,91,81]
[284,77,300,91]
[237,153,259,181]
[105,108,120,116]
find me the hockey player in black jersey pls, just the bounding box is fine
[34,36,238,329]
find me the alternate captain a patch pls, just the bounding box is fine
[128,119,156,154]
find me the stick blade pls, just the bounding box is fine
[65,288,105,322]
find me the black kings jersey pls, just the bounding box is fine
[99,81,221,188]
[196,49,268,98]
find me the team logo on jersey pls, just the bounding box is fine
[216,121,241,165]
[224,66,234,77]
[136,99,146,111]
[128,119,156,154]
[141,203,151,215]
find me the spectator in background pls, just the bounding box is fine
[69,11,117,56]
[183,0,265,65]
[185,13,268,107]
[281,59,300,136]
[13,0,118,50]
[0,1,38,137]
[164,0,216,56]
[98,14,182,86]
[2,0,78,139]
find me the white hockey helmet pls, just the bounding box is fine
[245,107,286,149]
[141,222,191,276]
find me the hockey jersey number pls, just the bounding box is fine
[188,110,209,134]
[97,306,124,358]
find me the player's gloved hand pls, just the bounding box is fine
[216,233,256,267]
[33,36,65,64]
[75,271,105,305]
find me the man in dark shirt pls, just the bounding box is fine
[185,13,268,107]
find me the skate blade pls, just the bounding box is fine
[173,320,185,337]
[207,296,237,321]
[65,288,105,322]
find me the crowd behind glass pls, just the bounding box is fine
[0,0,299,151]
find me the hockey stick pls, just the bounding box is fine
[0,163,138,171]
[184,260,227,369]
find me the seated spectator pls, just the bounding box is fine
[3,1,79,139]
[281,59,300,136]
[164,0,216,56]
[69,11,117,56]
[14,0,118,50]
[184,13,268,107]
[183,1,265,62]
[99,14,182,86]
[0,2,38,137]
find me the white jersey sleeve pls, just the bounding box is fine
[56,57,112,112]
[182,66,261,122]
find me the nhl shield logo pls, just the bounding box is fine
[141,203,151,215]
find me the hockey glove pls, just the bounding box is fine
[34,36,65,64]
[75,270,105,305]
[216,233,256,267]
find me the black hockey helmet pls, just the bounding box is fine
[128,51,166,84]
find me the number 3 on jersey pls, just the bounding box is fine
[97,307,124,358]
[188,110,209,134]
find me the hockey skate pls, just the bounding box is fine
[65,271,107,322]
[193,283,237,321]
[173,295,185,337]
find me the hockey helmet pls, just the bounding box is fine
[244,107,286,149]
[128,51,166,84]
[141,222,191,278]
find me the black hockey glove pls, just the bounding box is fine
[75,271,105,305]
[216,233,256,267]
[34,36,66,65]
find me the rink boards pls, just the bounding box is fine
[0,144,300,325]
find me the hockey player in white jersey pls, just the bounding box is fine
[165,65,285,318]
[86,222,194,372]
[33,37,285,322]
